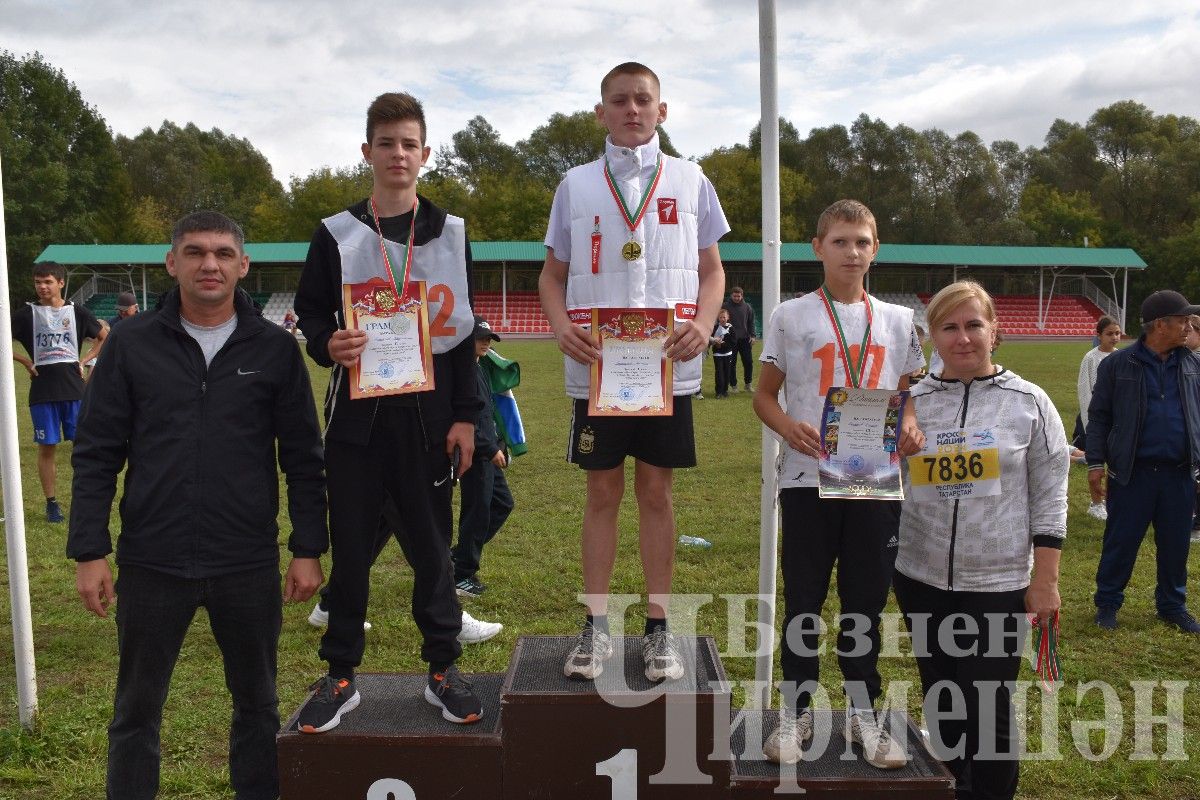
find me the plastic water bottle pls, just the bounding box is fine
[678,535,712,548]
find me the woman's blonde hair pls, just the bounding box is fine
[925,280,998,334]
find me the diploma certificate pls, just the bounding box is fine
[817,387,908,500]
[342,279,434,399]
[588,308,673,416]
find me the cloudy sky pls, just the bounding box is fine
[3,1,1198,182]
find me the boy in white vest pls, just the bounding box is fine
[539,62,729,682]
[753,200,926,769]
[294,92,484,732]
[10,261,107,522]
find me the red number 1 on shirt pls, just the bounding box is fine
[812,342,886,395]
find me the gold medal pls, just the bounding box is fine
[621,240,643,261]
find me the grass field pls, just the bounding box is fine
[1,338,1198,799]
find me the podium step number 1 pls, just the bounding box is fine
[597,748,638,799]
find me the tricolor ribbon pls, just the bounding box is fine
[817,286,873,388]
[604,156,664,234]
[369,196,418,301]
[1029,611,1062,692]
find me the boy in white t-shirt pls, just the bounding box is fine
[539,61,729,683]
[753,199,926,769]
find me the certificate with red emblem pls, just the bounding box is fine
[588,308,673,416]
[341,278,434,399]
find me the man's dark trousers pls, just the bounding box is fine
[1095,461,1193,615]
[107,564,281,800]
[453,457,514,581]
[734,338,754,388]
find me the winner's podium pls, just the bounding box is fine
[279,635,955,799]
[501,635,731,799]
[729,709,954,798]
[277,673,505,799]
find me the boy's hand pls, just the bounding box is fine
[664,320,707,362]
[554,323,601,365]
[328,329,368,368]
[896,417,926,457]
[783,420,823,457]
[492,450,507,468]
[447,422,475,475]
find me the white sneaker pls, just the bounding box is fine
[458,610,503,644]
[564,625,613,680]
[642,627,685,682]
[307,603,372,631]
[1087,502,1108,521]
[765,707,813,764]
[845,709,907,769]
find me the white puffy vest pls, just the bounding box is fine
[563,156,703,397]
[323,210,473,354]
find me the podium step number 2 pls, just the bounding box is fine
[366,779,416,800]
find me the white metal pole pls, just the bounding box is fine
[753,0,781,710]
[0,149,40,730]
[501,261,508,327]
[1121,268,1129,332]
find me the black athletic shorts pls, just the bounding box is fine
[567,396,696,470]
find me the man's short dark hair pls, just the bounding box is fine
[731,286,744,295]
[171,211,245,252]
[366,92,427,145]
[32,261,66,282]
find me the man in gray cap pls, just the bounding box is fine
[108,291,139,327]
[1087,290,1200,633]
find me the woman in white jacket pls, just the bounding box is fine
[1076,316,1122,520]
[895,281,1068,800]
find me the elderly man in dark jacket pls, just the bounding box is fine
[1086,289,1200,634]
[69,211,328,800]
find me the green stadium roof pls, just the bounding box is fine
[37,241,1146,269]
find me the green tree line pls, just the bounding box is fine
[4,50,1199,309]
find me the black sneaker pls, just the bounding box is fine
[455,577,485,598]
[297,675,360,733]
[1094,606,1118,630]
[1157,611,1200,634]
[46,499,64,523]
[425,665,483,724]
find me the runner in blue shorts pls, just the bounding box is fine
[10,262,106,522]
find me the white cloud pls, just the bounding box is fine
[2,1,1198,182]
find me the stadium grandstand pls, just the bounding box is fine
[36,241,1145,338]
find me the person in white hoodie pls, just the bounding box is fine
[895,280,1067,800]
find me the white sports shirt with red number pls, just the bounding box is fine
[760,292,925,489]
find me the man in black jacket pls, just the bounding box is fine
[722,286,756,391]
[68,211,328,800]
[295,92,485,732]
